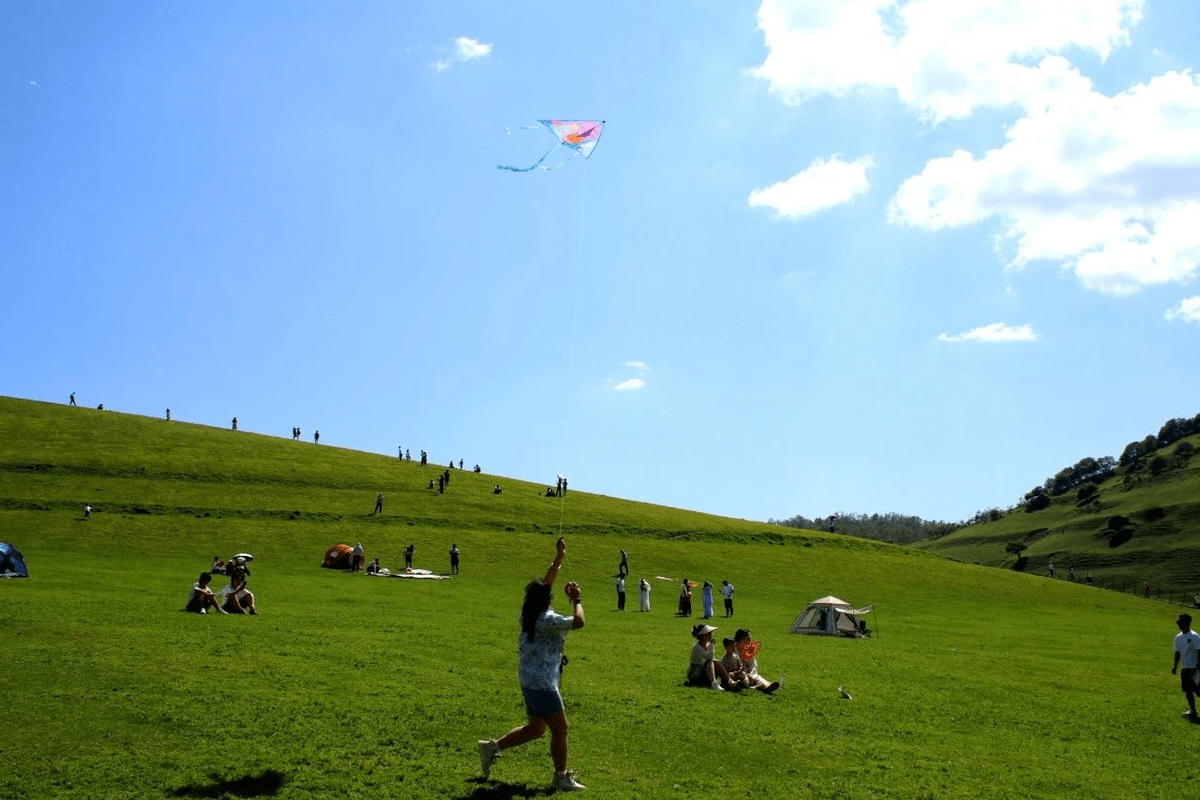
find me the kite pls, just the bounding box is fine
[498,119,605,172]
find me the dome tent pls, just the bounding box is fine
[0,542,29,578]
[790,595,872,637]
[322,543,354,570]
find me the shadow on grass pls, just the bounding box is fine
[169,769,287,798]
[458,778,554,799]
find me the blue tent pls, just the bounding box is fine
[0,542,29,577]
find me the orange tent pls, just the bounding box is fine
[322,543,353,570]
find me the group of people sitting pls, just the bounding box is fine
[687,624,779,693]
[186,555,259,615]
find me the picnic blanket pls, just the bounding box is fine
[367,568,450,580]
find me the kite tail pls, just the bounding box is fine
[497,144,566,172]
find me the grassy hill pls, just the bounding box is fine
[916,434,1200,601]
[1,395,1196,798]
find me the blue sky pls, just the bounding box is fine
[5,1,1200,523]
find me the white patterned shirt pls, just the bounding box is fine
[518,610,574,691]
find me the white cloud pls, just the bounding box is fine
[608,361,649,391]
[430,36,493,72]
[29,80,40,88]
[1166,296,1200,323]
[454,36,492,61]
[751,1,1200,297]
[748,155,874,219]
[937,322,1039,343]
[888,71,1200,295]
[750,0,1144,121]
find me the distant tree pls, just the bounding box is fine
[1149,455,1168,476]
[1119,440,1143,468]
[1175,441,1195,459]
[1076,483,1099,503]
[1005,541,1028,557]
[1157,417,1198,448]
[1025,493,1051,512]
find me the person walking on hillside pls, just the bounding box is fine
[449,543,460,575]
[478,536,587,792]
[1173,613,1200,722]
[618,549,628,578]
[372,492,384,515]
[616,575,626,611]
[404,544,415,570]
[722,580,735,617]
[678,578,692,616]
[69,392,76,406]
[639,578,651,612]
[232,417,237,431]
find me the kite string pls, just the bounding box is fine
[559,165,588,585]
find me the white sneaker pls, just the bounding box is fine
[199,608,206,614]
[552,770,587,791]
[477,740,500,778]
[710,681,725,691]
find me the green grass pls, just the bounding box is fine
[1,396,1197,798]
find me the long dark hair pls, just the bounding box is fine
[521,580,552,642]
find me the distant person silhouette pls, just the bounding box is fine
[232,417,237,431]
[314,430,320,444]
[69,392,76,406]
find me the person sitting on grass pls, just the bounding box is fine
[734,628,780,693]
[719,637,753,690]
[210,556,226,575]
[687,624,733,691]
[185,572,226,614]
[366,557,381,575]
[220,574,258,615]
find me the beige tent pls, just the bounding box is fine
[790,595,872,637]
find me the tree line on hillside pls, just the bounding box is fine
[1024,413,1200,503]
[1117,413,1200,469]
[780,413,1200,542]
[768,512,959,544]
[979,411,1200,522]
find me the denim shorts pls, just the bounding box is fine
[521,686,564,717]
